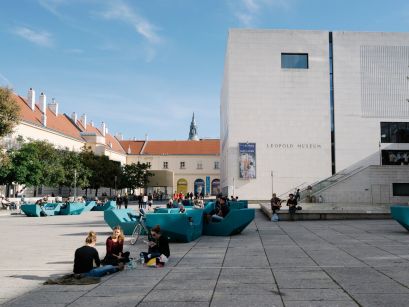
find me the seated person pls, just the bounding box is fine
[193,198,204,209]
[179,204,186,213]
[103,226,130,265]
[140,225,170,265]
[211,197,230,222]
[270,193,283,214]
[35,197,47,205]
[74,231,123,277]
[166,199,173,208]
[95,197,103,205]
[1,197,11,209]
[286,193,298,218]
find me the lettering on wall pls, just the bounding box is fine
[267,144,322,149]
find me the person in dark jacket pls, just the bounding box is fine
[102,226,130,265]
[73,231,123,277]
[140,225,170,264]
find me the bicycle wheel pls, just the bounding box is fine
[130,223,142,245]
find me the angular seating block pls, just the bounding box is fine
[391,205,409,231]
[228,200,248,209]
[202,202,255,236]
[92,200,116,211]
[43,203,61,216]
[59,202,86,215]
[145,208,204,242]
[104,208,138,235]
[82,201,96,213]
[21,204,41,217]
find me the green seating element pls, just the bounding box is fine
[21,203,61,217]
[21,204,41,217]
[104,208,138,235]
[145,208,204,242]
[59,202,86,215]
[92,201,116,211]
[82,201,96,213]
[391,205,409,231]
[202,202,255,236]
[228,200,248,209]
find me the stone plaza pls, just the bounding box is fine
[1,208,409,306]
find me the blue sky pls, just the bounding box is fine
[1,0,408,140]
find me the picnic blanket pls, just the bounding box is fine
[43,274,100,285]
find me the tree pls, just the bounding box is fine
[121,162,154,192]
[58,150,91,195]
[0,87,20,138]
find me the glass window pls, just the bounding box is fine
[197,162,203,169]
[214,161,220,169]
[382,150,409,165]
[163,161,168,169]
[281,53,309,69]
[393,183,409,196]
[180,161,185,169]
[381,122,409,143]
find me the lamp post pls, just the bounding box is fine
[271,170,274,196]
[74,169,77,198]
[114,176,117,195]
[232,177,235,197]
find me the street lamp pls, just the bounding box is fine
[271,170,274,196]
[74,169,77,198]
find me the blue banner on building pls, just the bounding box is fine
[239,143,256,179]
[206,176,210,195]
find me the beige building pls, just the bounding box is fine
[2,88,220,197]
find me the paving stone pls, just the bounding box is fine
[143,289,213,302]
[4,291,85,305]
[138,302,209,307]
[281,288,351,301]
[210,293,283,307]
[155,278,217,290]
[284,300,359,307]
[68,295,143,307]
[352,293,409,307]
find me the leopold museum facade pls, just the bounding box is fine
[221,29,409,200]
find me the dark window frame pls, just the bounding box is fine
[381,122,409,143]
[393,183,409,196]
[281,53,309,69]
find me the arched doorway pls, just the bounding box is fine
[177,178,188,194]
[194,178,205,196]
[211,179,221,196]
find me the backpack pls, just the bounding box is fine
[271,213,279,222]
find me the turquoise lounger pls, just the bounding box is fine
[82,201,96,213]
[59,202,86,215]
[202,202,255,236]
[390,205,409,231]
[92,200,116,211]
[21,204,41,217]
[104,208,138,235]
[43,203,61,216]
[145,208,204,242]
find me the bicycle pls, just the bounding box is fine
[129,209,150,245]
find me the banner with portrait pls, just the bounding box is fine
[239,143,256,179]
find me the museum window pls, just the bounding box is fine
[281,53,309,69]
[180,161,185,169]
[163,161,168,169]
[214,161,220,169]
[197,161,203,169]
[381,122,409,143]
[393,183,409,196]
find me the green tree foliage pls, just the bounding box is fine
[0,87,20,138]
[58,150,91,191]
[121,162,154,190]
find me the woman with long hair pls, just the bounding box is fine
[103,226,130,265]
[73,231,123,277]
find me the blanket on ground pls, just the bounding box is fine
[43,274,100,285]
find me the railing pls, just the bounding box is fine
[278,182,308,199]
[299,165,366,201]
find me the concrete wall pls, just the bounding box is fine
[221,29,332,200]
[333,32,409,172]
[319,165,409,204]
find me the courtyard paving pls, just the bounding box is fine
[1,207,409,306]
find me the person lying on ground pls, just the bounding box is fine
[74,231,123,277]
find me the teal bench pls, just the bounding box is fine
[43,203,61,216]
[92,200,116,211]
[391,205,409,231]
[59,202,86,215]
[202,202,255,236]
[21,203,61,217]
[104,208,138,235]
[82,201,96,213]
[145,208,204,242]
[21,204,41,217]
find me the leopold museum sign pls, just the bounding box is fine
[266,143,322,149]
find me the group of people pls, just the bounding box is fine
[137,193,153,209]
[115,193,129,209]
[73,224,170,277]
[270,190,302,221]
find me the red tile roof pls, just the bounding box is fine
[120,139,220,155]
[14,94,84,141]
[119,140,145,154]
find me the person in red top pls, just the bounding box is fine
[103,226,130,265]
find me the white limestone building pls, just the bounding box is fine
[221,29,409,201]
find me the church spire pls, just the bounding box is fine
[188,112,199,141]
